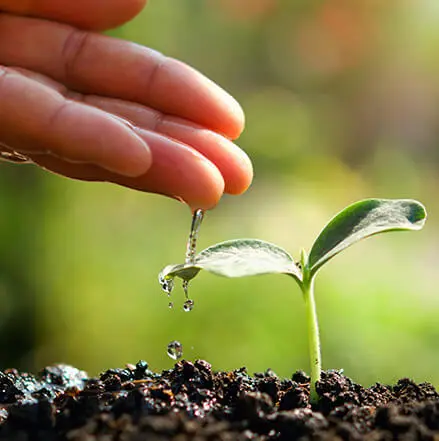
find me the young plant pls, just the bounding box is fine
[159,199,427,400]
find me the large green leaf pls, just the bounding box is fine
[159,239,302,288]
[307,198,426,276]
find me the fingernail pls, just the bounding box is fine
[117,135,152,177]
[103,118,153,177]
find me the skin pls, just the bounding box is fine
[0,0,253,210]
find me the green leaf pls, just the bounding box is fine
[158,264,201,293]
[195,239,301,280]
[158,239,302,288]
[307,198,427,276]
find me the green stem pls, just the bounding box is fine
[301,275,321,402]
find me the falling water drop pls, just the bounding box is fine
[185,209,204,264]
[182,279,189,298]
[167,341,183,360]
[183,299,194,312]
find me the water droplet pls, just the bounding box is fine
[159,210,204,311]
[168,302,174,309]
[167,341,183,360]
[159,274,174,295]
[182,279,189,298]
[183,299,194,312]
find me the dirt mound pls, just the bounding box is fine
[0,360,438,440]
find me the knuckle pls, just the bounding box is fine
[61,29,90,81]
[145,54,167,99]
[151,111,166,133]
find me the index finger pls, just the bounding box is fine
[0,0,147,30]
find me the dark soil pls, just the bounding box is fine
[0,360,438,440]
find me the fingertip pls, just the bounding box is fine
[149,59,246,140]
[156,117,251,196]
[210,83,245,140]
[112,134,152,177]
[66,0,148,30]
[102,116,153,177]
[226,97,246,140]
[85,0,148,30]
[160,155,225,211]
[4,0,148,31]
[51,103,153,178]
[124,131,226,210]
[186,160,225,211]
[224,147,253,196]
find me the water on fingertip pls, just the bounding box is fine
[167,340,183,360]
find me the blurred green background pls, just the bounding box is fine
[1,0,439,387]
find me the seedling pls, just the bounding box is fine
[159,199,427,400]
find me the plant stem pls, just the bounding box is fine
[301,276,321,402]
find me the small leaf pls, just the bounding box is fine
[308,198,427,276]
[159,264,201,290]
[195,239,301,280]
[158,239,302,287]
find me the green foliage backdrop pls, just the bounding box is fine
[1,0,439,386]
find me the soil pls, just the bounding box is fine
[0,360,438,440]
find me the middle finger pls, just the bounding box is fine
[0,13,245,139]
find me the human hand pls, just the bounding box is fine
[0,0,253,210]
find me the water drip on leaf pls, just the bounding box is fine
[159,274,174,295]
[159,209,205,310]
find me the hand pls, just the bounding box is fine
[0,0,253,210]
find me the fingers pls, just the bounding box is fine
[12,67,253,195]
[85,97,253,195]
[0,67,152,177]
[0,67,228,208]
[0,0,147,30]
[0,13,245,139]
[29,129,226,210]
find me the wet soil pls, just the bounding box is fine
[0,360,438,440]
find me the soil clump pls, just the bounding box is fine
[0,361,438,440]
